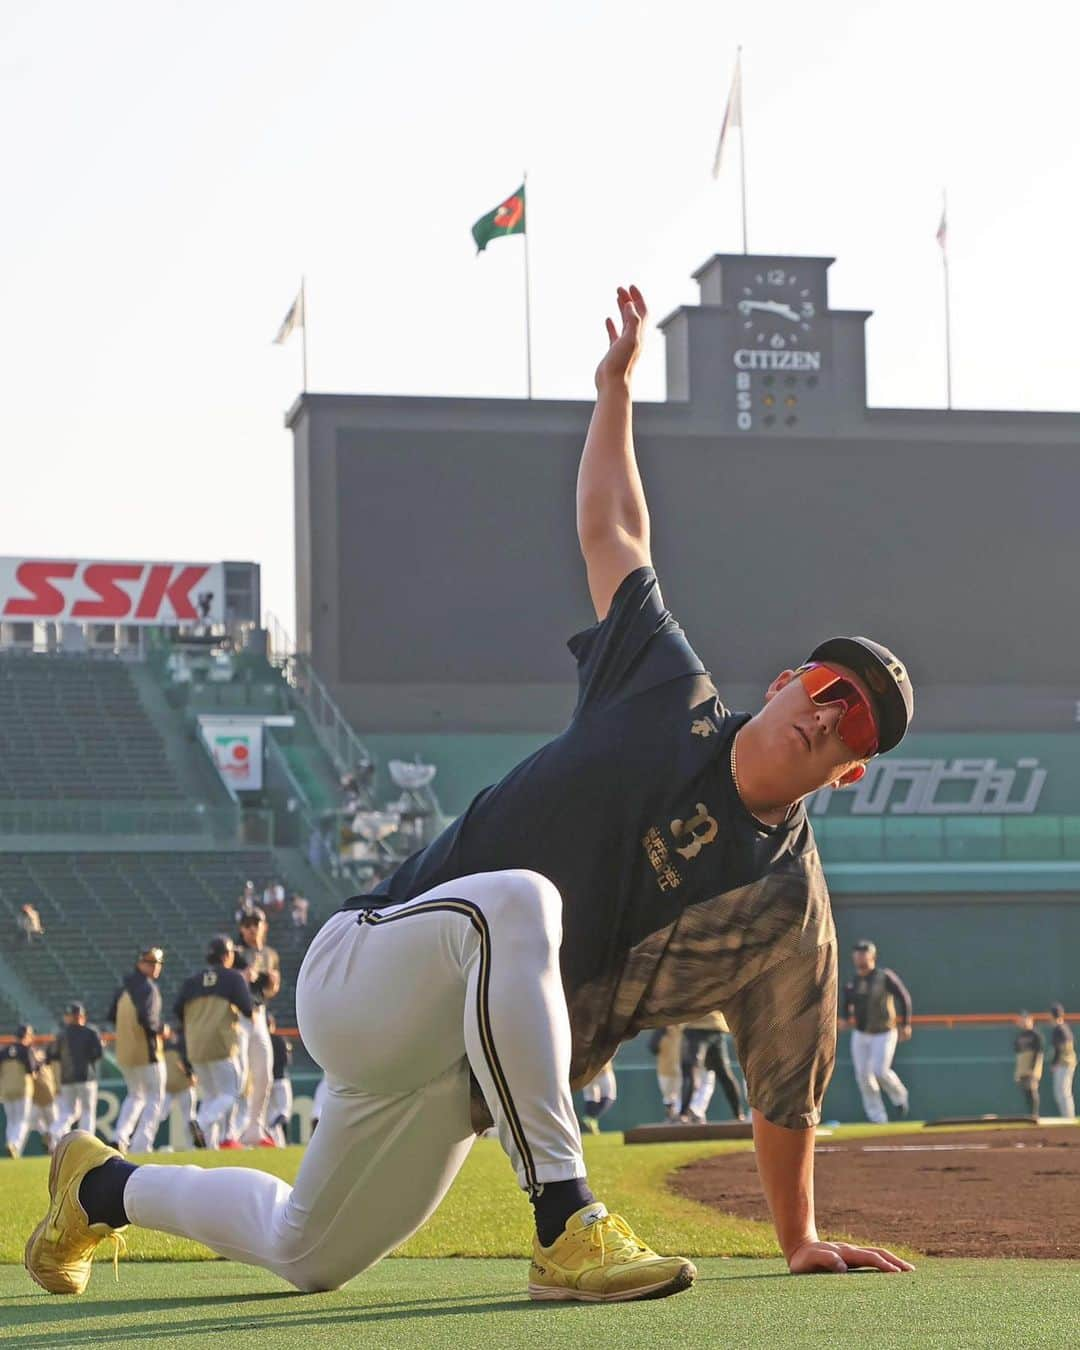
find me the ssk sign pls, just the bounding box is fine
[0,557,226,627]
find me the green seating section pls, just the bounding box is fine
[0,655,184,801]
[0,852,310,1033]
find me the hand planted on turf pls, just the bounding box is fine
[595,285,648,391]
[787,1239,915,1275]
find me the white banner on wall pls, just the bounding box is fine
[199,717,264,791]
[0,557,226,626]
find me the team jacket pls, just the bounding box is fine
[842,968,913,1034]
[33,1060,60,1108]
[270,1032,292,1082]
[1014,1028,1044,1081]
[232,940,281,1011]
[108,970,164,1068]
[49,1024,104,1085]
[163,1033,196,1094]
[0,1044,39,1102]
[174,966,254,1064]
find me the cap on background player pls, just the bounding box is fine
[808,636,913,755]
[137,946,165,967]
[65,1002,86,1018]
[206,935,235,964]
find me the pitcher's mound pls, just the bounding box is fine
[671,1126,1080,1258]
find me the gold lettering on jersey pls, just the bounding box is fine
[670,804,719,860]
[642,826,683,891]
[691,718,717,738]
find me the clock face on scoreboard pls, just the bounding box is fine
[727,262,829,433]
[736,267,817,350]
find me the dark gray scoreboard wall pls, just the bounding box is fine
[326,418,1080,733]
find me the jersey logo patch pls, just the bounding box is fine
[671,803,719,860]
[691,717,717,738]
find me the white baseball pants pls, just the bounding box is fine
[115,1062,166,1154]
[55,1082,99,1137]
[193,1057,242,1148]
[125,869,584,1290]
[267,1079,293,1145]
[1051,1064,1076,1119]
[163,1087,198,1149]
[3,1096,31,1156]
[851,1029,908,1124]
[584,1064,616,1103]
[236,1010,273,1144]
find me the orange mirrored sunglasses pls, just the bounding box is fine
[796,662,879,759]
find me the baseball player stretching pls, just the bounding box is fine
[26,285,914,1300]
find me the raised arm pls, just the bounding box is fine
[576,285,653,620]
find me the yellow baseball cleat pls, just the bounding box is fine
[528,1203,696,1302]
[24,1131,128,1295]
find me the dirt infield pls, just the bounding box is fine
[671,1127,1080,1258]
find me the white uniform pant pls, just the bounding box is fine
[55,1082,99,1138]
[32,1100,58,1142]
[267,1079,293,1144]
[235,1009,273,1144]
[1052,1064,1076,1119]
[584,1064,616,1103]
[3,1096,31,1156]
[851,1029,908,1124]
[125,869,583,1291]
[193,1057,242,1148]
[115,1062,166,1154]
[163,1086,197,1149]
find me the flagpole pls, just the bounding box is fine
[301,275,309,394]
[522,171,533,399]
[940,196,953,410]
[737,48,748,254]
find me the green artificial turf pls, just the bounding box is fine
[3,1257,1078,1350]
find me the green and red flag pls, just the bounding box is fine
[471,184,526,253]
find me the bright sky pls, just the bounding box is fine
[2,0,1076,639]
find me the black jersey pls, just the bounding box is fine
[348,567,837,1129]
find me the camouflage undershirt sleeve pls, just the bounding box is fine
[724,940,838,1130]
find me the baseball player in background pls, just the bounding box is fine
[1013,1012,1044,1116]
[1048,1003,1076,1119]
[842,941,912,1124]
[580,1058,616,1134]
[27,284,916,1300]
[3,1025,40,1157]
[31,1055,61,1155]
[651,1026,683,1121]
[108,947,167,1155]
[265,1013,293,1148]
[231,908,281,1147]
[681,1012,747,1124]
[49,1004,103,1140]
[161,1029,204,1151]
[173,937,254,1150]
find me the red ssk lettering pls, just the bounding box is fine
[71,563,145,619]
[135,564,208,621]
[3,561,78,617]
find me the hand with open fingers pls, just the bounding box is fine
[595,284,648,390]
[787,1239,915,1276]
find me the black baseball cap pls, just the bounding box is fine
[808,635,913,756]
[138,946,165,965]
[852,940,877,955]
[207,935,235,963]
[16,1023,32,1038]
[1051,1002,1066,1018]
[238,907,267,927]
[66,1002,86,1017]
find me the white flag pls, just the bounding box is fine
[712,54,743,178]
[274,286,305,345]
